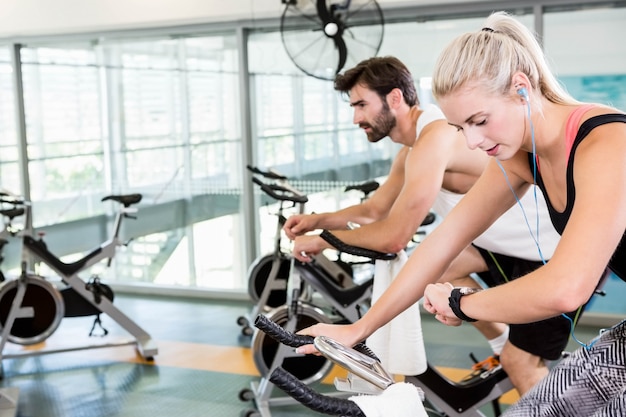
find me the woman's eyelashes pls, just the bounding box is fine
[450,118,486,132]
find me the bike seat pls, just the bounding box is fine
[0,207,25,220]
[344,181,380,197]
[420,212,436,227]
[101,193,143,207]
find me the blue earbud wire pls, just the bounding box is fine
[495,98,595,351]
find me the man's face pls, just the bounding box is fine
[349,84,396,143]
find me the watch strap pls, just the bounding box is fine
[448,288,478,322]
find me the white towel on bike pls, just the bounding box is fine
[349,382,427,417]
[367,250,427,376]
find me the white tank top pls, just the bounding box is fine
[432,188,559,260]
[418,104,560,260]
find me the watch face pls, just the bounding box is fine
[460,287,481,295]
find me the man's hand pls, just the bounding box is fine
[283,214,318,240]
[423,282,463,327]
[292,234,330,262]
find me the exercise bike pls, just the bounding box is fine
[238,166,380,337]
[0,193,158,373]
[240,231,398,417]
[252,314,514,417]
[0,195,26,283]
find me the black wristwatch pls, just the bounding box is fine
[448,287,482,322]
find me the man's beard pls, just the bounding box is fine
[364,104,396,143]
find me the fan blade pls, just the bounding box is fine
[334,35,348,74]
[316,0,333,24]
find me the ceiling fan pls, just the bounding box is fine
[280,0,385,81]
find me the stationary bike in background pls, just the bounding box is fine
[237,166,381,336]
[238,165,309,337]
[0,194,25,283]
[0,193,157,372]
[239,170,398,417]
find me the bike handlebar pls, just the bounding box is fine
[251,176,309,204]
[0,197,27,206]
[319,230,397,261]
[246,165,288,181]
[254,314,374,417]
[254,314,379,359]
[254,314,315,347]
[269,367,366,417]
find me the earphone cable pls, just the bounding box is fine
[496,98,594,351]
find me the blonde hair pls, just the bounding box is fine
[432,11,578,107]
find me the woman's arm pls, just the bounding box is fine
[426,123,626,324]
[285,146,407,237]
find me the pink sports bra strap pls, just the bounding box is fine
[565,104,597,156]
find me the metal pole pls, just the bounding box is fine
[10,43,31,207]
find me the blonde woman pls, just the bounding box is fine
[298,11,626,416]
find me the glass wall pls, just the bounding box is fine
[545,7,626,111]
[20,45,105,220]
[0,47,22,193]
[1,34,248,292]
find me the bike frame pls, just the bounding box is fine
[0,196,157,368]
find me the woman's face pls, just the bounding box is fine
[437,85,527,160]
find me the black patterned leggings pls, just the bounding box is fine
[503,319,626,417]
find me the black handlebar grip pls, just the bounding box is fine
[0,198,25,205]
[254,315,315,347]
[251,176,309,204]
[352,342,381,362]
[270,367,366,417]
[254,314,379,361]
[319,230,397,261]
[247,165,288,181]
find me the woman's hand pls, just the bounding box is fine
[295,322,359,355]
[423,282,463,327]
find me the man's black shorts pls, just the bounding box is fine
[474,245,584,360]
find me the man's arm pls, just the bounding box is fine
[325,120,460,253]
[284,147,407,240]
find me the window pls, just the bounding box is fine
[0,47,22,193]
[545,7,626,111]
[6,34,247,292]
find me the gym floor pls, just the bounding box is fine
[0,293,605,417]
